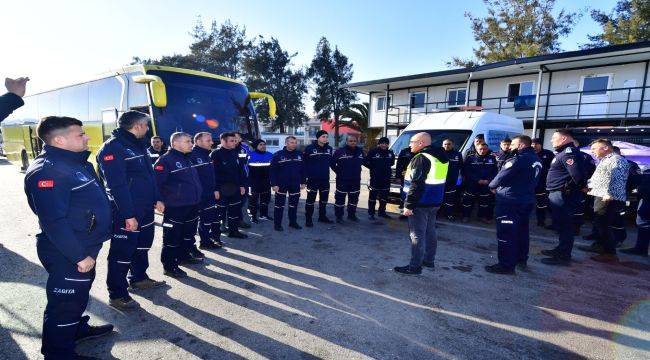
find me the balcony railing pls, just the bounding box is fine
[382,85,650,127]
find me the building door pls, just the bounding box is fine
[579,75,611,118]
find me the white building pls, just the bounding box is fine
[344,41,650,148]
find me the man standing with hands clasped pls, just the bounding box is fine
[394,132,448,275]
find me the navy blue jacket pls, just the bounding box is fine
[270,147,305,188]
[25,145,112,264]
[581,151,597,179]
[189,146,216,202]
[332,145,364,182]
[535,148,555,192]
[154,149,202,207]
[625,158,642,193]
[396,147,415,180]
[248,150,273,191]
[489,147,541,204]
[236,142,251,182]
[147,145,167,164]
[363,147,395,187]
[495,150,513,171]
[463,153,498,189]
[97,128,160,219]
[0,92,24,122]
[303,141,334,181]
[444,149,463,186]
[546,143,587,192]
[210,147,246,194]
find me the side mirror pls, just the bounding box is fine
[133,75,167,108]
[249,92,277,119]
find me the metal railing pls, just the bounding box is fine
[383,85,650,127]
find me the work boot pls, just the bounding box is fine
[591,253,619,263]
[393,265,422,275]
[76,322,114,343]
[378,212,392,219]
[484,263,515,275]
[619,247,649,257]
[199,240,221,250]
[421,260,435,269]
[251,217,259,224]
[109,296,140,311]
[190,249,205,259]
[540,248,560,257]
[164,267,188,279]
[540,256,571,266]
[274,225,284,231]
[239,221,252,229]
[305,219,314,227]
[347,215,360,222]
[178,257,202,265]
[129,278,166,291]
[318,216,334,224]
[228,231,248,239]
[289,222,302,230]
[368,214,376,221]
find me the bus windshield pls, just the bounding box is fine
[148,70,258,142]
[390,130,472,155]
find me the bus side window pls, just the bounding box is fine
[101,109,118,141]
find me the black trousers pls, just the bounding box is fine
[249,187,271,219]
[535,191,550,225]
[161,205,198,269]
[274,185,300,226]
[217,193,242,233]
[335,180,360,219]
[305,179,330,220]
[368,183,389,216]
[439,183,458,217]
[593,197,624,255]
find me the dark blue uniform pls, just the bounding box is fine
[303,141,334,222]
[363,147,395,217]
[546,143,587,259]
[629,172,650,254]
[0,91,23,122]
[270,147,305,227]
[534,148,555,226]
[97,128,160,301]
[489,147,542,270]
[154,149,202,270]
[25,145,111,358]
[574,151,596,230]
[440,149,463,218]
[248,150,273,220]
[236,142,253,225]
[396,147,415,206]
[461,153,498,220]
[495,150,513,171]
[211,147,246,234]
[332,145,364,220]
[147,145,167,164]
[189,146,220,246]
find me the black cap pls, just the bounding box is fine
[378,137,390,145]
[474,133,485,140]
[316,130,328,139]
[252,139,266,149]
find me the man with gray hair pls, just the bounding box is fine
[579,138,629,263]
[97,111,166,311]
[154,132,203,278]
[394,132,449,275]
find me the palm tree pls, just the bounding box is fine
[339,102,383,150]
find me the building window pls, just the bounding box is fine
[376,95,392,111]
[507,81,534,102]
[410,92,426,109]
[582,76,609,95]
[447,88,466,106]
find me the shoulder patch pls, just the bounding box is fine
[37,180,54,188]
[103,154,115,161]
[154,165,164,171]
[566,159,574,166]
[565,147,573,153]
[504,161,513,169]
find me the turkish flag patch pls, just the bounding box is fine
[37,180,54,188]
[103,154,115,161]
[154,165,164,171]
[566,159,574,166]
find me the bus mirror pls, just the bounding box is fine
[249,92,276,119]
[133,75,167,108]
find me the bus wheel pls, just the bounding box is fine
[20,150,29,171]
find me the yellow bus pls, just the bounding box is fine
[1,65,276,169]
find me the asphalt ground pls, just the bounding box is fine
[0,158,649,359]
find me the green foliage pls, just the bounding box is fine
[585,0,650,48]
[450,0,579,68]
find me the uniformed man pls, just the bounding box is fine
[1,77,28,123]
[494,138,512,171]
[573,140,596,235]
[463,133,488,158]
[97,111,166,311]
[147,136,167,164]
[234,132,253,228]
[25,116,114,359]
[363,137,395,220]
[270,136,305,231]
[303,130,334,226]
[396,144,416,220]
[189,132,223,250]
[461,143,498,223]
[248,139,273,222]
[154,132,203,278]
[485,135,541,274]
[621,170,650,257]
[439,138,463,221]
[210,132,248,238]
[541,129,587,266]
[332,136,364,223]
[532,138,555,227]
[609,146,641,246]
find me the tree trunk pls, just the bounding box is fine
[334,111,340,147]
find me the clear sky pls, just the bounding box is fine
[1,0,618,97]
